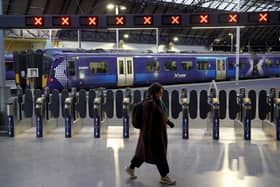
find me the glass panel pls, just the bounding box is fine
[127,60,132,74]
[181,61,193,70]
[145,61,160,72]
[89,62,108,74]
[119,60,124,74]
[164,61,177,71]
[68,61,75,76]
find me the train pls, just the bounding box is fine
[45,49,280,90]
[5,48,280,90]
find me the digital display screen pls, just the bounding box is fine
[248,12,269,23]
[52,16,71,26]
[79,16,98,26]
[190,14,209,24]
[218,13,238,24]
[107,16,126,26]
[161,15,181,25]
[134,16,153,25]
[25,16,44,26]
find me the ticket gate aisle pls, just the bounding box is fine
[6,88,60,137]
[7,88,33,137]
[259,88,280,140]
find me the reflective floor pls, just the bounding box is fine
[0,126,280,187]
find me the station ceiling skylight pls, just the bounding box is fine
[156,0,280,12]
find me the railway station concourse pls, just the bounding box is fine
[0,0,280,187]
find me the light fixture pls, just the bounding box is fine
[123,34,129,39]
[173,36,179,42]
[106,4,114,10]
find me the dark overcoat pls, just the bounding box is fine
[134,98,168,164]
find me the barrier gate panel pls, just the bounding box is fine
[189,90,197,119]
[88,90,96,118]
[104,90,114,119]
[171,90,181,119]
[116,90,123,118]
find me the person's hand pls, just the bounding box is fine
[167,120,175,128]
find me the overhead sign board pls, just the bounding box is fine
[0,12,279,29]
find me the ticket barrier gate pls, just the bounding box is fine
[35,95,58,137]
[230,88,255,140]
[88,88,108,138]
[63,93,82,138]
[6,88,33,137]
[259,88,280,140]
[123,88,132,138]
[200,88,223,140]
[180,88,189,139]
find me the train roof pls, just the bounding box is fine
[42,48,280,57]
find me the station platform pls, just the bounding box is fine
[0,78,280,187]
[0,126,279,187]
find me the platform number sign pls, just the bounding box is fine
[161,15,181,25]
[52,16,71,26]
[134,16,153,25]
[107,15,126,26]
[25,16,44,26]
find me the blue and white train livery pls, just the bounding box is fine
[45,49,280,90]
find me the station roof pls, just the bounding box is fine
[3,0,280,52]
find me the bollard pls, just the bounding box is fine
[35,97,45,138]
[123,97,130,138]
[93,97,101,138]
[243,98,251,140]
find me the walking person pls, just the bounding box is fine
[126,82,176,185]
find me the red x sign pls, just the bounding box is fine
[171,16,180,25]
[116,16,125,25]
[88,17,97,26]
[229,14,237,23]
[144,16,152,25]
[33,17,43,26]
[200,14,208,24]
[61,17,70,26]
[259,13,268,22]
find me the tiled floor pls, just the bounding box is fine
[0,126,280,187]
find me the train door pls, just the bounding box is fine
[117,57,134,86]
[66,58,77,88]
[216,57,226,80]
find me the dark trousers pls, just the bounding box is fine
[130,156,170,177]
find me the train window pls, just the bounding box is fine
[229,60,235,69]
[89,62,108,74]
[118,60,124,74]
[164,61,177,71]
[68,61,76,76]
[239,61,246,69]
[265,59,273,68]
[181,61,193,70]
[127,60,132,74]
[197,60,209,70]
[5,62,13,71]
[145,61,160,72]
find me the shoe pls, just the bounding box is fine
[160,175,176,185]
[125,167,137,179]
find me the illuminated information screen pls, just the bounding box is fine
[0,12,279,29]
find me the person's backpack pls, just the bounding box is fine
[131,101,144,129]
